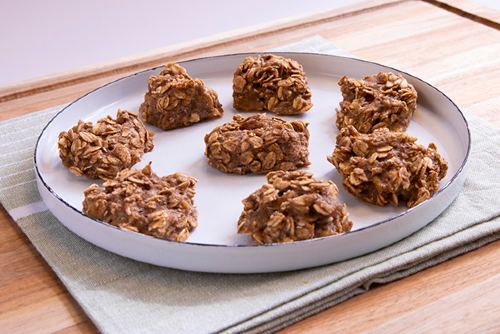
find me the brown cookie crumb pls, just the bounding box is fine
[83,164,197,242]
[139,63,224,130]
[204,114,310,174]
[336,72,417,133]
[233,54,313,115]
[328,125,448,208]
[58,110,154,180]
[237,170,352,244]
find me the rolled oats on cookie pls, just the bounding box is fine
[237,170,352,244]
[139,63,224,130]
[233,54,313,115]
[336,72,417,133]
[328,125,447,208]
[204,114,310,174]
[58,110,154,180]
[83,163,197,242]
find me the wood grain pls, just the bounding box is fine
[424,0,500,28]
[0,206,96,333]
[281,240,500,334]
[0,1,499,333]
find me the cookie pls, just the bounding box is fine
[233,54,312,115]
[237,170,352,244]
[328,125,447,207]
[58,110,154,180]
[336,72,417,133]
[140,63,223,130]
[204,114,310,174]
[83,163,197,241]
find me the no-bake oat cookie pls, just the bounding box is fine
[204,114,310,174]
[336,72,417,133]
[328,126,448,208]
[232,54,313,115]
[58,110,154,180]
[83,163,197,241]
[139,63,223,130]
[237,170,352,244]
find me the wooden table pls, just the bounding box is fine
[1,1,499,332]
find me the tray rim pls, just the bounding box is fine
[33,51,471,249]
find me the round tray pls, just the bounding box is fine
[35,53,470,273]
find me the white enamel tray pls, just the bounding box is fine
[35,53,470,273]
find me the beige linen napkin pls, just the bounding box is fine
[0,36,499,334]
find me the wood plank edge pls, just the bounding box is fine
[422,0,500,30]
